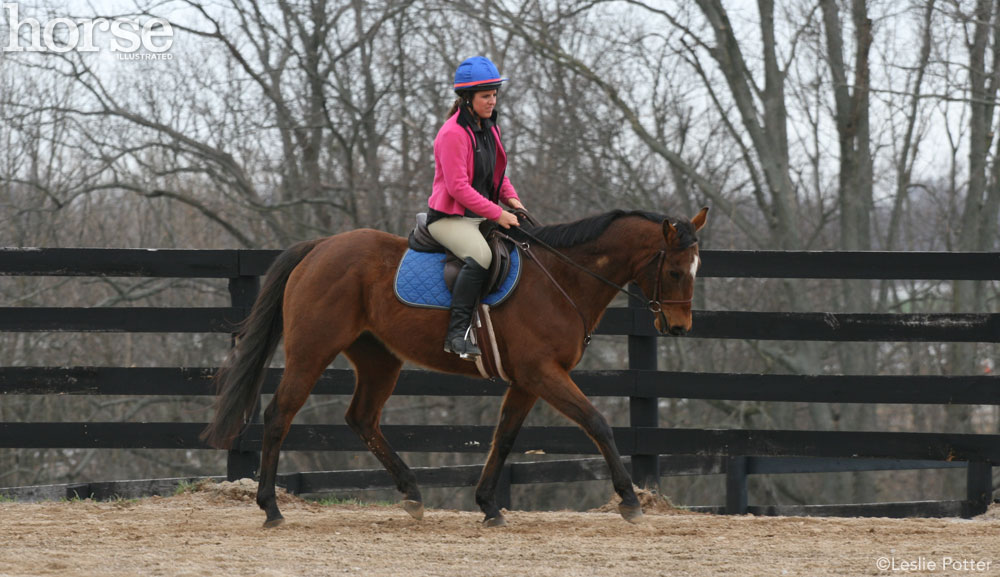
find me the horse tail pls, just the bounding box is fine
[201,238,323,449]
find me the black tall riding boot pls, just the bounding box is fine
[444,257,489,359]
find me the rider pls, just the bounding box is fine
[427,56,524,359]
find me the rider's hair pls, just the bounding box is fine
[446,95,465,119]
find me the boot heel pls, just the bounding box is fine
[444,338,481,360]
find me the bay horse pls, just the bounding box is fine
[202,207,708,527]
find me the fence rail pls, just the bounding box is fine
[3,423,999,464]
[2,366,999,404]
[1,247,998,517]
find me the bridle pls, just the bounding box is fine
[645,249,695,333]
[500,226,695,343]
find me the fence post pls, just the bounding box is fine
[725,456,749,514]
[226,273,261,481]
[964,461,993,517]
[628,284,660,491]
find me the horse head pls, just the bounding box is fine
[635,207,708,336]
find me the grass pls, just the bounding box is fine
[309,495,397,507]
[110,495,140,503]
[0,493,15,503]
[173,481,197,496]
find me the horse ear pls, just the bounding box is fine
[663,220,678,246]
[691,206,709,232]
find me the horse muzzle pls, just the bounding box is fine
[654,318,688,336]
[650,300,691,336]
[667,325,688,336]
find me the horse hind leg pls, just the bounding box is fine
[257,353,338,527]
[343,334,423,520]
[257,329,359,527]
[475,385,537,527]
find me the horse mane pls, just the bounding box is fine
[525,209,697,249]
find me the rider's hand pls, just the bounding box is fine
[507,198,525,211]
[497,210,520,229]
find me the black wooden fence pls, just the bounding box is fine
[1,247,998,517]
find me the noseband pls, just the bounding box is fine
[646,249,693,334]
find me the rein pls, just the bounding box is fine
[499,226,693,344]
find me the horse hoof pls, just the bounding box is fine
[262,515,285,529]
[401,499,424,520]
[619,504,645,524]
[483,514,507,528]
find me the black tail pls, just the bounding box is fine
[201,238,323,449]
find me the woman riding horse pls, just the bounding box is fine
[201,204,708,529]
[427,56,524,359]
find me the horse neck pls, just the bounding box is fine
[539,219,662,317]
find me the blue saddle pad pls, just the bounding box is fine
[394,248,521,310]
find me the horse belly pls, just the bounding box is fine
[363,283,484,378]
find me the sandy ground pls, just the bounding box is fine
[0,480,998,577]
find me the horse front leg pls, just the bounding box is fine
[475,385,538,527]
[524,364,643,524]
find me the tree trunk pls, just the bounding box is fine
[821,0,877,503]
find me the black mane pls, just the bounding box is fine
[524,209,696,249]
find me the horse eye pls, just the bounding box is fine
[669,271,682,281]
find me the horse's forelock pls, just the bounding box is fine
[670,219,698,250]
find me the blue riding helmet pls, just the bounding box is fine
[453,56,507,93]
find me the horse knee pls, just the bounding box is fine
[582,412,613,443]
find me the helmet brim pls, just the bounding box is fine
[454,78,507,92]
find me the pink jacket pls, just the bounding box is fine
[428,111,519,221]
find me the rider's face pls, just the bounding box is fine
[471,90,497,119]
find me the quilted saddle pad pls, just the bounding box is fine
[394,248,521,310]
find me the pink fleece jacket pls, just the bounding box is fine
[428,111,519,221]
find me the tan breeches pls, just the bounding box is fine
[427,216,492,269]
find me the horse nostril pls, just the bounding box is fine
[669,326,687,336]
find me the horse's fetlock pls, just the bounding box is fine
[256,487,274,507]
[478,501,500,520]
[617,485,640,507]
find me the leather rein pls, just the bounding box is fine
[497,226,694,345]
